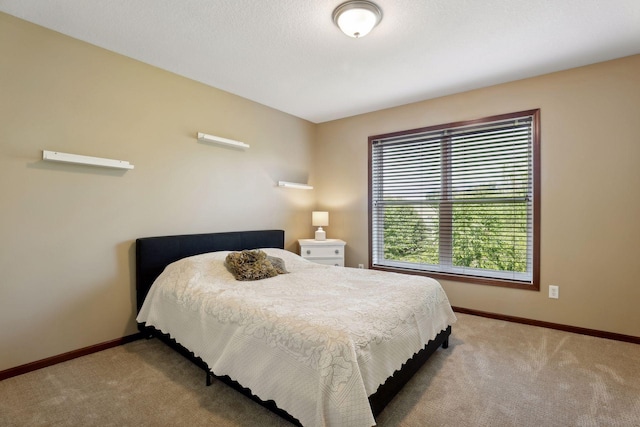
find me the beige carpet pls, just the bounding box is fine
[1,313,639,427]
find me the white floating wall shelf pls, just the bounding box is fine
[197,132,249,150]
[278,181,313,190]
[42,150,134,170]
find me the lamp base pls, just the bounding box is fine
[315,228,326,241]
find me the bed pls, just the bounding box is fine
[135,229,456,427]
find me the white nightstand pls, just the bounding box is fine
[298,239,346,267]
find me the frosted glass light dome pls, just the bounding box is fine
[332,1,382,38]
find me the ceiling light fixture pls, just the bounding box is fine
[332,1,382,38]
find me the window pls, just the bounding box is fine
[369,110,540,290]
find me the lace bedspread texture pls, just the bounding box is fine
[137,248,457,427]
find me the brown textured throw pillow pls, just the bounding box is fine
[225,250,279,281]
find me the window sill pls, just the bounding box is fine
[371,265,539,291]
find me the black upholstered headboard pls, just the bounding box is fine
[135,229,285,312]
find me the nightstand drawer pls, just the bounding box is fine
[310,258,345,267]
[301,245,343,258]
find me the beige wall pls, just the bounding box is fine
[315,55,640,338]
[0,14,316,371]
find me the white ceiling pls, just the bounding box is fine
[2,0,639,123]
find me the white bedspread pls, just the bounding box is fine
[137,248,457,427]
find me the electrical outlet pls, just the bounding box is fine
[549,285,559,299]
[358,264,365,269]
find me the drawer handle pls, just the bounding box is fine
[306,250,311,255]
[335,249,340,254]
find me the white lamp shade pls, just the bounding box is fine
[312,211,329,227]
[337,9,376,37]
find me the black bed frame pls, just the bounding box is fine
[136,229,451,424]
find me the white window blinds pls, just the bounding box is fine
[370,110,539,287]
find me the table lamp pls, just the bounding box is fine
[312,211,329,241]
